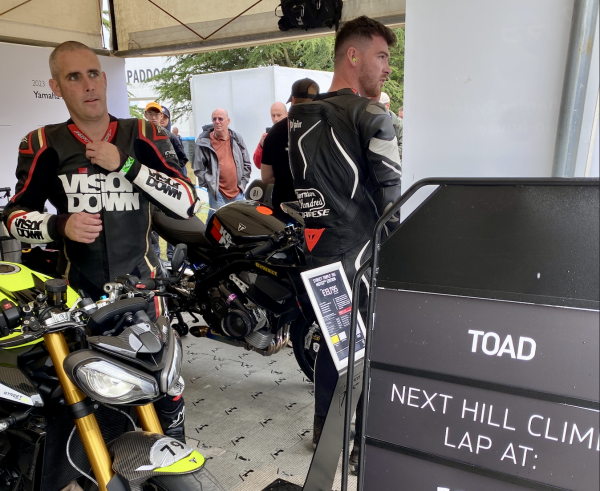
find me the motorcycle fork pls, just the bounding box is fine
[135,404,163,434]
[44,332,114,491]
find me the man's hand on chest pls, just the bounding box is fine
[85,141,121,171]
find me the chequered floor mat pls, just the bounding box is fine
[180,320,357,491]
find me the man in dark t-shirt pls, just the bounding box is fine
[261,78,320,212]
[261,119,294,212]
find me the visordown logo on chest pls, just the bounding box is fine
[59,172,140,213]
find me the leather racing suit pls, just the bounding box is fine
[3,116,200,441]
[4,116,199,301]
[288,88,402,439]
[288,88,402,279]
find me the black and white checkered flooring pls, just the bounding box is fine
[179,316,357,491]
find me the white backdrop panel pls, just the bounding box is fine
[0,42,129,193]
[402,0,576,189]
[191,67,333,184]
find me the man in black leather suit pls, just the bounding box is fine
[3,41,200,442]
[287,16,402,473]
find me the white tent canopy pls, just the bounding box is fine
[0,0,104,49]
[0,0,405,56]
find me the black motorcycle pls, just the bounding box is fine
[152,185,321,381]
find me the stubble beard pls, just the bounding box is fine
[358,67,384,99]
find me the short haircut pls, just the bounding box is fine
[334,16,397,63]
[49,41,97,79]
[293,82,320,104]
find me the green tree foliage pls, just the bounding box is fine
[102,10,111,31]
[149,28,404,122]
[383,28,405,115]
[129,104,144,119]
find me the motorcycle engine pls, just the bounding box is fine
[209,277,270,348]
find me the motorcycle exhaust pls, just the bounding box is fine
[189,326,290,357]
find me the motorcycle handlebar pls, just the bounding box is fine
[245,239,276,259]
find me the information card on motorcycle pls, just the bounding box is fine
[301,262,367,372]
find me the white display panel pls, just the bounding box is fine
[0,42,129,193]
[402,0,582,188]
[301,262,367,372]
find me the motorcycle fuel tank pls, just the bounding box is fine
[207,201,286,247]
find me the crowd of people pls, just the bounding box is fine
[3,14,403,480]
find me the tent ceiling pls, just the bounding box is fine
[0,0,404,57]
[0,0,105,50]
[111,0,406,57]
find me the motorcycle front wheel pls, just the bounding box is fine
[292,317,320,382]
[145,467,225,491]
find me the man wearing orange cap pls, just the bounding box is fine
[144,102,188,174]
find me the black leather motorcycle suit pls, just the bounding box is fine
[288,88,402,430]
[288,88,402,279]
[4,116,199,305]
[3,116,199,442]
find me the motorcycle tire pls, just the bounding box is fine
[292,317,320,382]
[146,467,225,491]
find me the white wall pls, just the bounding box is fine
[402,0,599,189]
[0,42,129,193]
[190,66,334,183]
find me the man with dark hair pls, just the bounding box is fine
[287,16,402,474]
[261,79,319,213]
[4,41,199,443]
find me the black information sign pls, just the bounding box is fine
[367,370,599,491]
[372,290,599,404]
[301,262,366,371]
[365,290,599,491]
[364,446,536,491]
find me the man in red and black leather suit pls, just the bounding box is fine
[3,41,200,442]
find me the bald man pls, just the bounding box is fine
[253,102,288,169]
[193,108,252,217]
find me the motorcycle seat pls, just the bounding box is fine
[152,211,211,247]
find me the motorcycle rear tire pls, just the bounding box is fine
[292,317,319,382]
[147,467,225,491]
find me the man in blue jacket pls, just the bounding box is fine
[193,109,252,217]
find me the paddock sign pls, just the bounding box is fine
[364,290,599,491]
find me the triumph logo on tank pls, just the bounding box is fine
[295,188,330,218]
[146,171,182,200]
[59,172,140,212]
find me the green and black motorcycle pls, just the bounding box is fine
[0,257,224,491]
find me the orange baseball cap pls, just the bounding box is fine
[145,102,162,112]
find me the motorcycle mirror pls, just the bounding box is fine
[171,244,188,274]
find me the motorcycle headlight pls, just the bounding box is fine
[160,328,183,393]
[68,356,159,404]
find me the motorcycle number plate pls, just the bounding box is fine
[149,437,193,469]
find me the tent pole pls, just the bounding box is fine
[552,0,599,177]
[108,0,119,52]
